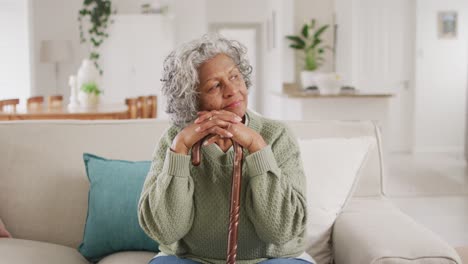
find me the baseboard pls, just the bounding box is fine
[411,146,464,155]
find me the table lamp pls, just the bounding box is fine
[40,40,73,94]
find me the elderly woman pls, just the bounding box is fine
[138,34,313,264]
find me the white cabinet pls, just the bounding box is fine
[100,14,174,119]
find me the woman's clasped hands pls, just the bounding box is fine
[170,110,266,155]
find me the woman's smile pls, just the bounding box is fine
[224,100,242,109]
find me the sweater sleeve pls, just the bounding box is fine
[244,125,307,244]
[138,128,195,245]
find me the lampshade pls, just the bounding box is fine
[40,40,73,63]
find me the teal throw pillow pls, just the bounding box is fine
[79,153,159,262]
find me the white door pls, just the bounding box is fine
[216,27,259,112]
[335,0,414,152]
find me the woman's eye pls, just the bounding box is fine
[230,75,239,80]
[209,83,220,91]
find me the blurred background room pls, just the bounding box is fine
[1,0,467,256]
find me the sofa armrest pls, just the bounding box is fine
[332,197,462,264]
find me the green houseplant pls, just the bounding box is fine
[81,82,102,95]
[78,0,116,75]
[286,19,331,89]
[78,81,102,108]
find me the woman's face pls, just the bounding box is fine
[197,53,248,118]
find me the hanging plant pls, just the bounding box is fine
[78,0,116,75]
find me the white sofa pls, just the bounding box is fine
[0,119,462,264]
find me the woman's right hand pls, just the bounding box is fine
[170,110,242,155]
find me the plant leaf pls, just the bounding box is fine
[314,25,329,39]
[286,36,305,48]
[289,44,304,50]
[301,24,309,38]
[309,39,322,49]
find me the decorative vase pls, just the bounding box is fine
[67,75,80,110]
[315,73,343,95]
[76,59,101,107]
[300,71,320,90]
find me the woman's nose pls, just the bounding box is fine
[224,81,239,97]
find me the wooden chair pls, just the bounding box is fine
[147,95,157,118]
[137,96,150,118]
[27,96,44,111]
[47,95,63,109]
[0,98,20,113]
[126,96,157,119]
[125,98,138,119]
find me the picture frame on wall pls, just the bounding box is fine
[438,11,457,39]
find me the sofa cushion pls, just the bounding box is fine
[78,153,159,262]
[0,238,89,264]
[333,199,462,264]
[97,251,156,264]
[298,137,375,264]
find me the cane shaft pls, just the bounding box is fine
[226,141,242,264]
[192,137,242,264]
[191,137,243,264]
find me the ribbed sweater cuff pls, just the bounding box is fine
[162,149,191,177]
[245,145,279,178]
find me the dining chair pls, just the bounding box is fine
[0,98,20,113]
[147,95,157,118]
[137,96,150,118]
[125,98,138,119]
[47,95,63,109]
[27,96,44,111]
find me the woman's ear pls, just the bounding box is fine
[0,218,12,238]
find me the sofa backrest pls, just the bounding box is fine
[0,118,383,248]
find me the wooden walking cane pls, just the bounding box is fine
[191,135,243,264]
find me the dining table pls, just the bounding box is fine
[0,104,132,121]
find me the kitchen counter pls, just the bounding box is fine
[276,83,395,98]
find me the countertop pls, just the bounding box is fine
[274,83,395,98]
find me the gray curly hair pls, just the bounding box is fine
[161,33,253,128]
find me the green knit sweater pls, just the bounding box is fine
[138,109,308,264]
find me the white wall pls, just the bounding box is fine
[173,0,207,45]
[32,0,95,101]
[0,0,32,107]
[206,0,268,24]
[414,0,468,153]
[31,0,206,104]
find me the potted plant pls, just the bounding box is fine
[78,82,102,108]
[286,19,331,90]
[78,0,116,75]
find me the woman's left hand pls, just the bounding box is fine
[195,110,267,153]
